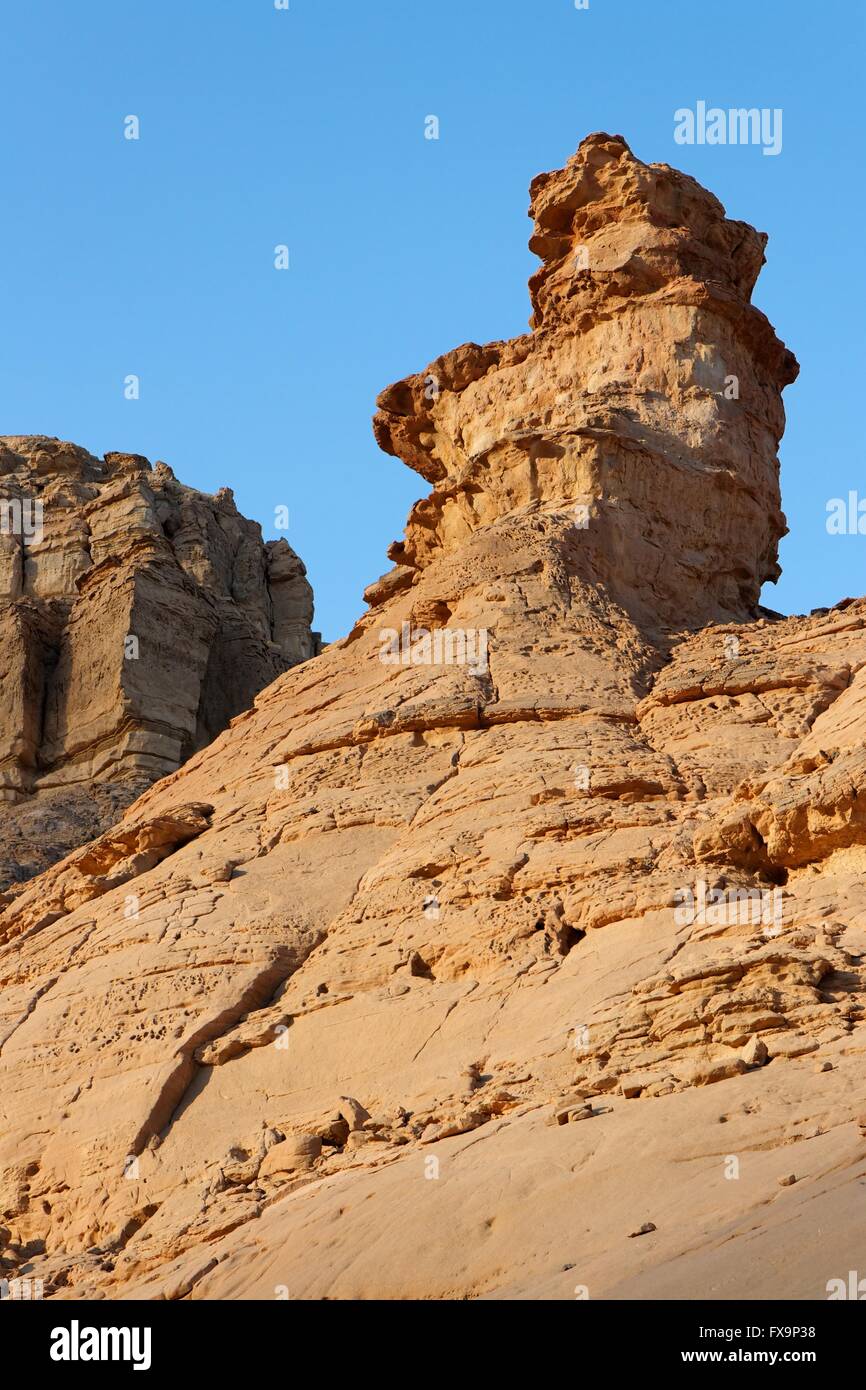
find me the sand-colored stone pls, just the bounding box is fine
[0,438,319,890]
[1,135,865,1303]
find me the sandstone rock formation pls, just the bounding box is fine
[2,135,865,1304]
[0,437,318,890]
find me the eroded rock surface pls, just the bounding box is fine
[0,438,319,888]
[2,135,865,1304]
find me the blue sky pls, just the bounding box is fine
[1,0,862,640]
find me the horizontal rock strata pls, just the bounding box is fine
[0,436,319,889]
[2,137,865,1303]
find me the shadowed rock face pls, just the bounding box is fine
[2,137,866,1305]
[0,437,318,889]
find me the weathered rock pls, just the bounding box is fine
[338,1098,371,1132]
[373,133,796,634]
[259,1134,322,1177]
[741,1035,769,1068]
[1,136,866,1304]
[0,438,319,889]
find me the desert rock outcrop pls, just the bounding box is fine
[2,136,865,1304]
[0,437,318,890]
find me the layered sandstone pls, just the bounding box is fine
[2,136,865,1304]
[0,437,318,890]
[372,131,796,632]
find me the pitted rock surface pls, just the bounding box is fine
[2,137,865,1303]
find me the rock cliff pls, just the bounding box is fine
[0,437,318,890]
[2,136,865,1303]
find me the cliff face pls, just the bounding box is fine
[2,137,865,1304]
[372,133,797,632]
[0,437,318,889]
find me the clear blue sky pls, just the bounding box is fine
[1,0,863,640]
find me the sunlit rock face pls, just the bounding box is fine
[4,139,866,1307]
[374,133,798,633]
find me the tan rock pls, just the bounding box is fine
[0,438,319,889]
[741,1036,769,1069]
[259,1134,322,1176]
[2,135,866,1306]
[676,1056,750,1088]
[338,1098,371,1132]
